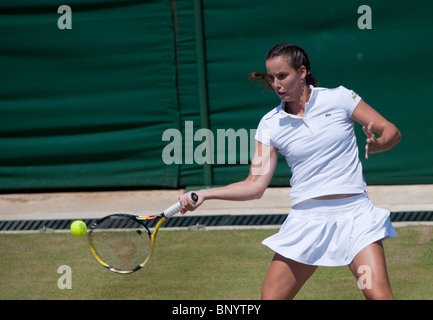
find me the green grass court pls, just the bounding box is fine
[1,225,432,300]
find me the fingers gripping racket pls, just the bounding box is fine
[88,192,198,274]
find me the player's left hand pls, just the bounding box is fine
[362,122,378,159]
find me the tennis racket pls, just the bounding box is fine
[88,192,198,274]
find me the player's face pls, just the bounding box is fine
[266,56,302,102]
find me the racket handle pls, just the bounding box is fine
[163,192,198,218]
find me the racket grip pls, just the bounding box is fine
[163,192,198,218]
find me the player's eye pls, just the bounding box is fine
[276,73,288,81]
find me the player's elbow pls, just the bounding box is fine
[394,127,402,144]
[245,178,267,200]
[251,188,266,200]
[388,123,402,148]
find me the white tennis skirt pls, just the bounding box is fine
[262,193,397,267]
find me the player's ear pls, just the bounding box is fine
[298,65,307,80]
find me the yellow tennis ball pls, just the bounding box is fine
[70,220,87,237]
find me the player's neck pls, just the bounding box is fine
[284,86,311,117]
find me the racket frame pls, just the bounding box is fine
[88,214,160,274]
[88,193,197,274]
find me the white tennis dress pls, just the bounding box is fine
[255,85,397,266]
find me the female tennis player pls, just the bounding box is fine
[179,43,401,300]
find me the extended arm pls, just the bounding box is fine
[179,141,278,213]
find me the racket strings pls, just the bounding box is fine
[90,216,152,271]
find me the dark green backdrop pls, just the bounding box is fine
[1,0,432,191]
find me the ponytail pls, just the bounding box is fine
[305,72,318,87]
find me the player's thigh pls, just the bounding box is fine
[262,253,317,300]
[348,240,394,300]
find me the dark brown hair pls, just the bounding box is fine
[249,43,318,89]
